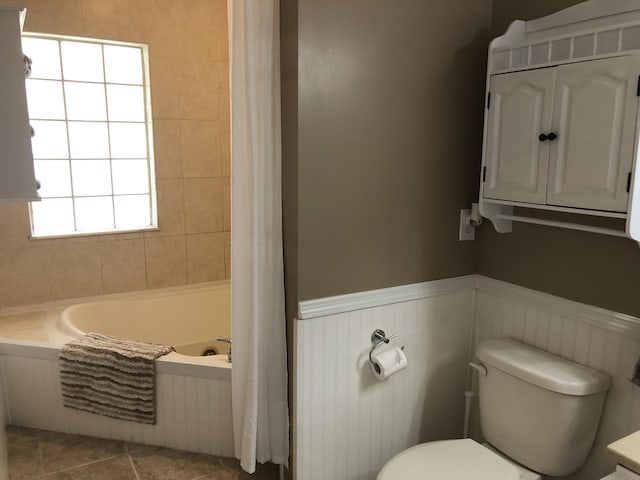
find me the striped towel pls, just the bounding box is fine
[59,333,174,425]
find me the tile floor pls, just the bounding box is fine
[7,425,280,480]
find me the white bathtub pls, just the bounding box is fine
[0,281,234,457]
[55,281,232,363]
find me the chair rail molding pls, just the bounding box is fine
[297,274,640,338]
[297,275,476,320]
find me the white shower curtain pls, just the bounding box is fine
[228,0,289,474]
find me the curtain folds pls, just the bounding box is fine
[229,0,289,474]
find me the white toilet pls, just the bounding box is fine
[378,338,612,479]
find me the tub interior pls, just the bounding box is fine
[58,283,231,358]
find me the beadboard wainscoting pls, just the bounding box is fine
[0,342,234,457]
[473,276,640,480]
[294,275,640,480]
[294,277,476,480]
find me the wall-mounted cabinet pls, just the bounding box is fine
[0,5,38,203]
[479,0,640,241]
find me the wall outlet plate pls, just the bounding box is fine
[459,209,475,241]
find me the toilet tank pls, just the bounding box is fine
[476,338,611,477]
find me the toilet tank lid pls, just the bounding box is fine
[476,338,612,396]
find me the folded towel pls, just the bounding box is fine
[59,333,174,424]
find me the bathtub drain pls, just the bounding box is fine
[201,347,218,356]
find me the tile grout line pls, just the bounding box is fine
[36,432,45,479]
[9,426,277,479]
[127,453,141,480]
[185,457,238,480]
[35,452,132,478]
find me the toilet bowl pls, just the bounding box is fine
[377,438,540,480]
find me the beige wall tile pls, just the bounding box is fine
[81,0,132,41]
[0,0,230,307]
[175,0,221,59]
[129,0,181,57]
[144,236,187,288]
[148,179,185,237]
[153,119,183,179]
[182,59,218,99]
[186,233,225,283]
[224,231,230,280]
[222,178,230,233]
[180,91,220,121]
[0,247,56,307]
[210,0,229,62]
[216,62,229,93]
[181,121,221,178]
[220,119,230,178]
[51,242,103,300]
[100,239,147,294]
[176,0,217,30]
[184,178,224,234]
[219,96,230,125]
[149,57,185,119]
[22,0,83,36]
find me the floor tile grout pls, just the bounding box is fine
[7,425,280,480]
[35,452,132,479]
[127,453,141,480]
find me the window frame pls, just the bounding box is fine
[24,33,158,239]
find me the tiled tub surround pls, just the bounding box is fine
[0,284,234,459]
[294,275,640,480]
[0,0,231,309]
[7,425,279,480]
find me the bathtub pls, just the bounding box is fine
[0,281,235,457]
[55,281,232,361]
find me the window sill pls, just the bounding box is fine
[28,226,160,241]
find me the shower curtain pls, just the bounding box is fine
[228,0,289,474]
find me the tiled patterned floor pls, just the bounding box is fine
[7,425,280,480]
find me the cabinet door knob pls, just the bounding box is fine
[538,133,548,142]
[548,132,558,141]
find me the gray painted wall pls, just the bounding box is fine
[282,0,492,304]
[282,0,640,318]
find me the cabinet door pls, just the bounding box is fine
[0,8,38,202]
[483,68,556,204]
[547,55,640,212]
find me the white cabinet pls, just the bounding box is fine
[478,0,640,241]
[484,55,639,214]
[0,6,38,202]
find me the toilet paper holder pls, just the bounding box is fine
[369,329,404,363]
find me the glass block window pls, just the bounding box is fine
[23,34,157,237]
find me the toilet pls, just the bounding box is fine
[378,338,612,479]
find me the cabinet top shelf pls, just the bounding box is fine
[489,0,640,75]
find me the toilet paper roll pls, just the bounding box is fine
[370,346,407,381]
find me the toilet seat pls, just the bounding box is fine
[377,438,521,480]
